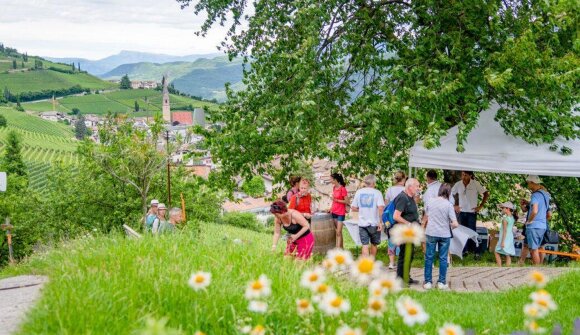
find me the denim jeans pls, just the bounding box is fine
[424,235,451,284]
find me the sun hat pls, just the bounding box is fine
[525,175,542,184]
[498,201,515,210]
[150,199,159,206]
[158,203,167,210]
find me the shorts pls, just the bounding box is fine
[526,228,546,250]
[359,226,381,246]
[332,213,345,222]
[387,239,400,256]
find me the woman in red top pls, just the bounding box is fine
[330,173,348,249]
[288,179,312,220]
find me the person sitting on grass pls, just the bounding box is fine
[288,179,313,222]
[494,202,517,267]
[270,199,315,260]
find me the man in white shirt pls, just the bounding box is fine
[351,174,385,258]
[422,170,442,209]
[451,171,489,257]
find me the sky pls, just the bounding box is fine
[0,0,232,59]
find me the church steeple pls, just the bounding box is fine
[162,75,171,123]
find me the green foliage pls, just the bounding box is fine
[1,130,27,178]
[119,74,132,89]
[74,114,88,140]
[221,211,264,232]
[241,175,265,197]
[188,0,579,186]
[0,114,6,127]
[0,69,115,95]
[542,177,580,248]
[134,100,139,112]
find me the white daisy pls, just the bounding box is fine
[530,290,557,312]
[326,248,354,271]
[336,324,363,335]
[390,223,425,246]
[366,297,386,317]
[525,319,546,334]
[300,267,326,290]
[524,303,549,319]
[319,292,351,316]
[188,271,211,291]
[312,283,334,303]
[396,296,429,326]
[245,274,272,300]
[248,300,268,313]
[369,273,403,296]
[350,257,382,284]
[529,271,548,288]
[296,298,314,315]
[438,323,464,335]
[250,325,266,335]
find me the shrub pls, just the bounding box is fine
[221,212,264,232]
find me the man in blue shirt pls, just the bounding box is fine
[525,175,551,265]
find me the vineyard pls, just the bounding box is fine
[23,89,216,117]
[0,107,78,191]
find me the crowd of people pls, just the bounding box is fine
[269,171,554,289]
[144,199,184,234]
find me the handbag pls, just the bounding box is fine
[535,191,559,244]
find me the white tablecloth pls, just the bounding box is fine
[343,219,389,246]
[449,225,480,259]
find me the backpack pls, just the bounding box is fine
[382,200,397,232]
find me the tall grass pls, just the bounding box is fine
[3,223,579,334]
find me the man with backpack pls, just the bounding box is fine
[524,175,552,265]
[392,178,421,285]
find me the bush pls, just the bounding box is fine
[221,212,264,232]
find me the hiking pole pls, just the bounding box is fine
[1,217,14,264]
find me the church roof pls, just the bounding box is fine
[172,111,193,125]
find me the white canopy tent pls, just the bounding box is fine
[409,103,580,177]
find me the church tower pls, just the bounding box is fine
[162,75,171,123]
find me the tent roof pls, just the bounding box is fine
[409,103,580,177]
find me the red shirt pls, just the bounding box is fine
[331,186,348,215]
[289,193,312,214]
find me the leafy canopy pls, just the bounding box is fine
[181,0,579,181]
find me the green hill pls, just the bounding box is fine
[22,89,216,116]
[0,46,116,99]
[101,56,244,102]
[0,107,78,190]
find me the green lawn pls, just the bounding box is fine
[2,222,578,335]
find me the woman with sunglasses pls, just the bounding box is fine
[270,199,315,260]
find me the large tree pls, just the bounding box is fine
[181,0,579,182]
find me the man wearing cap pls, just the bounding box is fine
[451,171,489,257]
[145,199,159,232]
[524,175,551,265]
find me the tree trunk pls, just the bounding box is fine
[141,193,148,232]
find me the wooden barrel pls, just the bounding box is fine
[311,213,336,255]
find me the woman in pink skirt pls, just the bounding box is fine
[270,199,315,260]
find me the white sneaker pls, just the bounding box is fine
[437,282,449,290]
[423,282,432,290]
[388,263,396,270]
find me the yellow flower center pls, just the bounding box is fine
[317,284,328,293]
[251,281,263,290]
[335,254,346,264]
[529,308,538,316]
[298,299,310,309]
[358,258,374,273]
[407,306,418,315]
[532,272,544,282]
[372,289,382,296]
[445,330,456,335]
[537,299,548,308]
[330,297,343,308]
[309,273,318,282]
[345,331,356,335]
[529,321,539,330]
[194,275,205,283]
[381,280,393,289]
[403,228,416,239]
[370,300,382,311]
[194,332,206,335]
[537,289,548,295]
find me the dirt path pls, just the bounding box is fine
[0,275,47,335]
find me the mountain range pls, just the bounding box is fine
[47,50,243,102]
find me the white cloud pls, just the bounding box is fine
[0,0,234,59]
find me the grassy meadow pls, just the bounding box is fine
[23,90,216,116]
[2,222,578,335]
[0,69,116,94]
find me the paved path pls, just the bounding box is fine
[408,266,576,292]
[0,276,48,335]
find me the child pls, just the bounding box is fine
[495,201,517,267]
